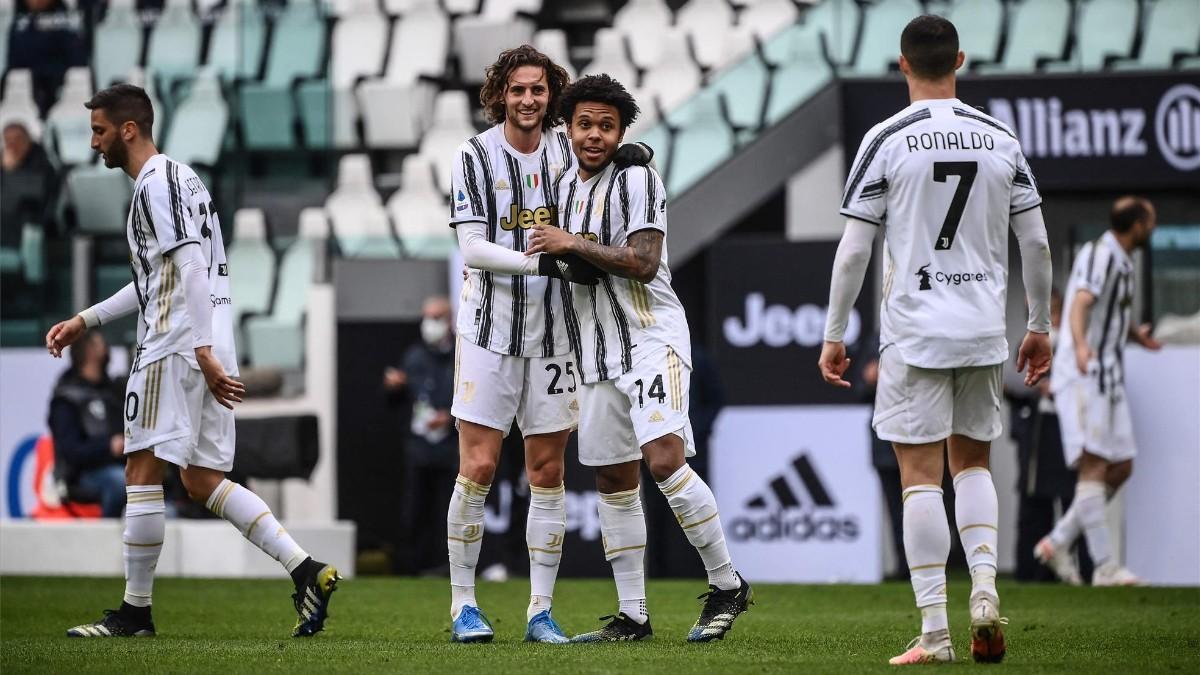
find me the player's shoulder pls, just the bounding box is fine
[860,104,935,147]
[947,104,1021,145]
[139,155,197,194]
[616,164,664,192]
[455,126,499,157]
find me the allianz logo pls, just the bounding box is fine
[723,293,861,348]
[985,84,1200,171]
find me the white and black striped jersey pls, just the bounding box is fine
[842,98,1043,369]
[450,124,575,357]
[126,154,238,374]
[554,162,691,385]
[1050,231,1135,396]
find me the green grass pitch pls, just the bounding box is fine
[2,576,1198,673]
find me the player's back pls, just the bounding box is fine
[126,154,237,373]
[841,98,1042,369]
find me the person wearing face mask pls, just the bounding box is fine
[384,296,458,575]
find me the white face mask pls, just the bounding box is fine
[421,316,450,347]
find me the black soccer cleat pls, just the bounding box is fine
[687,574,753,642]
[570,613,654,642]
[292,561,341,637]
[67,608,156,637]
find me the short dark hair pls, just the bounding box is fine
[900,15,959,79]
[480,45,571,130]
[85,83,154,136]
[1110,196,1154,233]
[558,74,640,131]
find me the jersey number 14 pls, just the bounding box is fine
[932,161,977,251]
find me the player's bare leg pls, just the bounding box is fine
[447,420,502,642]
[890,441,955,664]
[949,435,1006,663]
[523,430,570,643]
[179,465,337,636]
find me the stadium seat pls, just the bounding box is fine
[710,27,756,71]
[944,0,1003,70]
[326,154,400,257]
[382,0,420,15]
[707,35,770,131]
[0,0,10,76]
[1045,0,1138,72]
[629,121,671,182]
[975,0,1070,73]
[164,70,228,167]
[613,0,673,70]
[454,0,538,86]
[763,21,833,124]
[357,0,448,149]
[297,0,387,148]
[665,90,734,195]
[848,0,922,76]
[387,155,456,259]
[442,0,480,13]
[1112,0,1200,70]
[145,0,203,88]
[804,0,860,67]
[206,0,267,83]
[581,28,639,88]
[244,208,328,369]
[640,29,702,113]
[738,0,799,41]
[67,165,134,235]
[45,67,94,167]
[238,0,326,150]
[676,0,735,70]
[125,67,166,144]
[331,154,382,206]
[0,69,43,140]
[534,29,576,80]
[227,208,276,350]
[419,91,479,196]
[92,0,142,90]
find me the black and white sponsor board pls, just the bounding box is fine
[711,405,880,583]
[842,73,1200,191]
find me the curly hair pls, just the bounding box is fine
[479,45,572,130]
[557,74,640,131]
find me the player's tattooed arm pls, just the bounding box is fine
[570,229,662,283]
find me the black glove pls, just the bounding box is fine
[538,253,603,285]
[613,142,654,169]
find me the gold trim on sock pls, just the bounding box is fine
[123,540,163,547]
[659,469,694,496]
[447,534,484,544]
[679,511,719,529]
[244,511,271,539]
[604,544,647,555]
[909,563,946,572]
[959,523,998,533]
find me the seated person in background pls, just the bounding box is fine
[48,329,126,517]
[1,121,59,244]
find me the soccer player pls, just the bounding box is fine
[1035,197,1161,586]
[445,45,651,644]
[527,74,752,644]
[818,16,1052,664]
[45,84,339,638]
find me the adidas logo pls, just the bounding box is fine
[495,179,511,191]
[745,454,833,509]
[974,544,992,556]
[649,411,665,423]
[731,452,860,543]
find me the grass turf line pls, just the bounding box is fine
[2,576,1198,673]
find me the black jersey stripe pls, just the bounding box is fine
[842,108,932,210]
[165,160,186,241]
[468,138,498,348]
[540,147,557,357]
[579,178,608,379]
[558,276,585,377]
[859,177,888,197]
[1113,272,1131,376]
[952,107,1018,140]
[1085,240,1100,283]
[134,187,154,276]
[461,153,485,216]
[598,169,634,373]
[502,151,526,357]
[1094,256,1118,394]
[644,168,657,224]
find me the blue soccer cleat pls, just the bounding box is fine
[524,609,569,644]
[451,605,494,643]
[292,562,341,637]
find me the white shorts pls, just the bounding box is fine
[123,354,236,471]
[451,336,578,437]
[872,346,1002,445]
[577,346,696,467]
[1053,378,1136,468]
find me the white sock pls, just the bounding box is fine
[903,485,950,636]
[954,467,999,598]
[207,479,308,573]
[656,464,740,591]
[1074,480,1111,567]
[527,483,566,621]
[598,487,648,624]
[448,475,489,619]
[1048,500,1082,549]
[123,485,165,608]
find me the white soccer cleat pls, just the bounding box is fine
[968,591,1008,663]
[1033,536,1083,586]
[888,631,955,665]
[1092,562,1142,587]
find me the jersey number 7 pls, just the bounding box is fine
[932,161,977,251]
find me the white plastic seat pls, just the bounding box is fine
[976,0,1071,73]
[454,0,536,86]
[46,67,94,166]
[207,0,267,82]
[581,28,639,89]
[298,0,388,147]
[0,69,41,140]
[676,0,735,70]
[92,0,142,89]
[67,165,134,235]
[739,0,799,41]
[762,21,832,124]
[327,155,399,257]
[388,155,456,259]
[640,29,702,114]
[419,91,479,196]
[358,0,448,148]
[665,90,734,195]
[146,0,203,84]
[612,0,673,70]
[164,70,228,167]
[534,29,576,80]
[226,208,276,349]
[849,0,923,76]
[1071,0,1140,70]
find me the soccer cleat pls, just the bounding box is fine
[969,592,1008,663]
[687,574,754,642]
[1033,536,1083,586]
[570,613,653,642]
[524,609,570,644]
[292,562,341,637]
[1092,562,1141,587]
[451,605,495,643]
[888,633,956,665]
[67,609,156,638]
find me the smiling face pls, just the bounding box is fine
[504,65,550,135]
[89,108,130,170]
[569,101,623,179]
